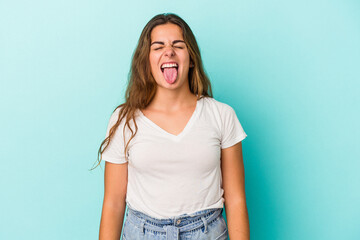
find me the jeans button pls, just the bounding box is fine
[176,219,181,224]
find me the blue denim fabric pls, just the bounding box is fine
[122,205,228,240]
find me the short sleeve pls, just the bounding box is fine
[220,105,247,149]
[101,108,128,164]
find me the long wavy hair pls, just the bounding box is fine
[90,13,213,170]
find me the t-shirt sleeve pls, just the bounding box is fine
[220,105,247,149]
[101,108,128,164]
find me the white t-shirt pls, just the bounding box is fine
[101,96,247,219]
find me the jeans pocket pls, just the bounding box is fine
[220,216,228,229]
[215,228,228,240]
[122,218,139,240]
[197,214,228,239]
[214,215,228,240]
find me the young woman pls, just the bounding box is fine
[96,13,250,240]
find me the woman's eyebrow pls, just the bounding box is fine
[151,40,185,46]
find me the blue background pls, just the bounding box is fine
[1,0,359,239]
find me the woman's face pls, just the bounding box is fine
[149,23,193,90]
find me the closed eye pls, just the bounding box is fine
[153,46,184,50]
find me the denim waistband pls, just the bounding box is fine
[126,205,223,234]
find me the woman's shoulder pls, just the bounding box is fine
[106,106,123,129]
[106,105,139,135]
[201,96,234,113]
[108,105,136,126]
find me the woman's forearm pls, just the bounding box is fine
[225,201,250,239]
[99,199,126,240]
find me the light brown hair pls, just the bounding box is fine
[90,13,213,170]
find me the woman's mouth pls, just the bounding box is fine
[161,62,178,84]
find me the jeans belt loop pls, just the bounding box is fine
[140,219,145,235]
[200,216,208,233]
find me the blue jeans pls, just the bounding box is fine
[122,205,228,240]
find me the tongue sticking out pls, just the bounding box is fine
[163,67,178,84]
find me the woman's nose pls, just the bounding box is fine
[164,46,175,57]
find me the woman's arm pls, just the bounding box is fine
[99,161,128,240]
[221,141,250,239]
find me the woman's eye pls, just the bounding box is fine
[153,46,184,50]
